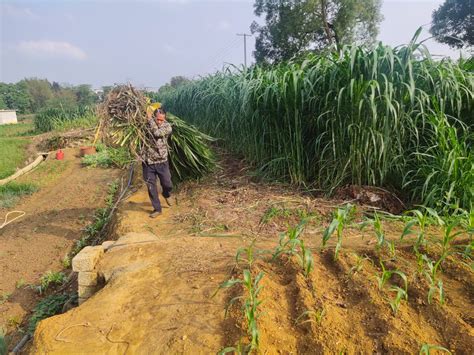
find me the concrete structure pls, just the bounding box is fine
[0,110,18,125]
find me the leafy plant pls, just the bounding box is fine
[0,328,7,355]
[28,294,71,334]
[214,269,265,353]
[419,343,452,355]
[295,307,326,326]
[375,261,408,293]
[349,253,370,276]
[35,271,66,295]
[422,255,446,305]
[387,286,408,315]
[322,204,355,260]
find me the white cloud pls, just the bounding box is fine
[2,4,39,19]
[16,40,87,60]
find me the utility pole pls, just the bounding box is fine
[237,33,251,68]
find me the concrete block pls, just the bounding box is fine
[78,285,96,299]
[78,271,98,286]
[102,241,115,251]
[72,246,104,272]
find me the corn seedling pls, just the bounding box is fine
[349,253,370,276]
[422,255,445,305]
[322,204,355,260]
[387,286,408,315]
[214,269,264,352]
[295,307,326,326]
[0,328,7,355]
[272,220,314,277]
[419,343,452,355]
[376,261,408,293]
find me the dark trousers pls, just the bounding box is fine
[142,161,173,212]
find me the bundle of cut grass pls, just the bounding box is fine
[98,84,215,181]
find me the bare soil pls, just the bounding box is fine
[0,147,120,347]
[31,153,473,354]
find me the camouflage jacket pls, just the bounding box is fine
[140,119,172,164]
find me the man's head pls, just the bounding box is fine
[153,108,167,122]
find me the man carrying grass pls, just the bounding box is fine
[141,107,173,218]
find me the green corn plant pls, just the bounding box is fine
[387,286,408,315]
[419,343,452,354]
[272,219,307,260]
[272,220,314,277]
[422,255,446,305]
[213,269,264,352]
[295,307,326,326]
[322,204,355,260]
[349,253,370,276]
[376,261,408,293]
[236,241,260,268]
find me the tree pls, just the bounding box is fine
[169,76,190,89]
[22,78,53,112]
[74,84,98,107]
[430,0,473,49]
[251,0,383,64]
[0,82,31,113]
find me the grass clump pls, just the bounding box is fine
[82,144,132,169]
[35,271,66,295]
[0,182,38,208]
[160,36,473,213]
[0,138,29,180]
[34,106,96,132]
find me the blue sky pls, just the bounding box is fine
[0,0,464,89]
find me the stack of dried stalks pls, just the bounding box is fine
[98,84,215,181]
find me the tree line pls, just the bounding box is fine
[0,79,100,114]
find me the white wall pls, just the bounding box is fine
[0,111,18,125]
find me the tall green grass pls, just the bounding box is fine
[160,36,473,212]
[34,106,96,132]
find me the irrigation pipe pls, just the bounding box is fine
[0,154,46,186]
[0,211,26,229]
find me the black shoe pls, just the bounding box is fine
[149,210,162,218]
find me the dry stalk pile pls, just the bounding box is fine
[98,84,215,182]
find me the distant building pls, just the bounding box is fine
[0,110,18,125]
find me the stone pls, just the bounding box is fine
[78,297,88,305]
[102,241,115,251]
[78,285,96,299]
[78,271,98,287]
[72,246,104,272]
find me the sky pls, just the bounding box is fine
[0,0,466,89]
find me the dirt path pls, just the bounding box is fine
[32,155,473,353]
[0,148,120,342]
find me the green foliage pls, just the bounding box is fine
[35,271,66,295]
[28,294,71,334]
[251,0,383,63]
[0,138,30,180]
[0,182,38,208]
[82,144,132,169]
[0,82,31,113]
[160,38,473,212]
[419,343,452,354]
[0,328,7,355]
[430,0,473,48]
[321,204,355,260]
[34,106,96,132]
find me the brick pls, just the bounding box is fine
[102,241,115,251]
[72,246,104,272]
[78,285,96,299]
[78,271,98,286]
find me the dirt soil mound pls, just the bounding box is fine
[31,157,473,353]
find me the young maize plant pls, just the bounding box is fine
[348,253,371,276]
[387,286,408,315]
[375,261,408,292]
[400,209,430,247]
[372,212,397,257]
[422,255,445,305]
[216,269,264,354]
[272,219,314,277]
[419,343,452,355]
[322,204,355,260]
[295,307,326,326]
[235,240,269,269]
